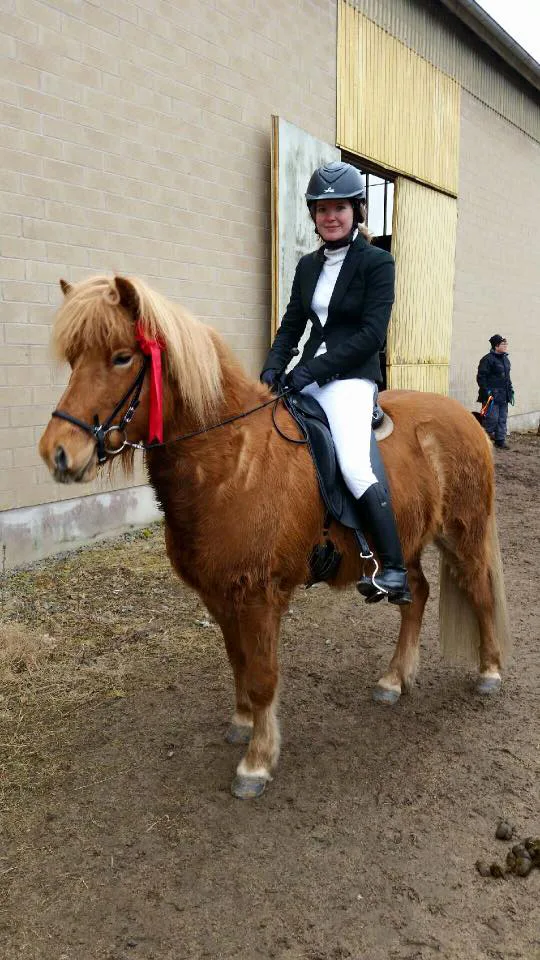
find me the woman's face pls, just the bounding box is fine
[314,199,354,243]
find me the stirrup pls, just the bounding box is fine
[356,557,412,605]
[356,555,388,604]
[357,580,386,603]
[357,578,412,605]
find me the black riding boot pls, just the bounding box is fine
[355,483,411,605]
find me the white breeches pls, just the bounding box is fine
[301,378,378,499]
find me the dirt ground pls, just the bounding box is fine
[1,433,538,960]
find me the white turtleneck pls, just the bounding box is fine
[311,233,356,357]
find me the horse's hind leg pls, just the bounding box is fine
[442,541,503,695]
[373,556,429,705]
[470,568,502,694]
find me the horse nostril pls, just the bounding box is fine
[54,445,68,473]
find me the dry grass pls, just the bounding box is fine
[0,523,221,816]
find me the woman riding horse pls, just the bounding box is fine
[261,161,410,605]
[38,235,508,798]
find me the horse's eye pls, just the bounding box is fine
[112,353,133,366]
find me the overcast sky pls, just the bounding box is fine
[475,0,540,64]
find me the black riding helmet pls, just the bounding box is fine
[305,161,366,203]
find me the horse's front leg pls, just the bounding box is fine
[213,593,284,799]
[219,617,254,746]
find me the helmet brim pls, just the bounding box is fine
[306,189,365,202]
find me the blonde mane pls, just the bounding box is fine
[53,275,223,425]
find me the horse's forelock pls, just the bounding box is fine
[53,276,131,362]
[54,275,223,426]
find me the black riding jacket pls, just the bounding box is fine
[262,233,395,386]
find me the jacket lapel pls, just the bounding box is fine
[327,235,367,313]
[300,248,324,315]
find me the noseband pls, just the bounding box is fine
[52,357,149,464]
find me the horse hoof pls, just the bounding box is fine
[224,724,253,745]
[476,675,502,696]
[231,775,267,800]
[372,684,401,705]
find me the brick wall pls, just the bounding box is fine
[451,90,540,425]
[0,0,337,511]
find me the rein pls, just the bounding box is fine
[51,360,306,464]
[128,390,306,454]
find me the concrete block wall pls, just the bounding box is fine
[451,90,540,430]
[0,0,337,515]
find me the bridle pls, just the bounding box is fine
[52,357,149,464]
[51,357,304,465]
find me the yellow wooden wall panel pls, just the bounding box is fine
[387,178,457,394]
[386,364,450,395]
[338,0,460,196]
[347,0,540,142]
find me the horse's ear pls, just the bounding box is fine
[59,278,72,296]
[114,276,140,320]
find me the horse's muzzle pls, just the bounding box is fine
[39,422,97,484]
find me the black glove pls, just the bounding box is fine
[261,368,286,393]
[284,364,315,394]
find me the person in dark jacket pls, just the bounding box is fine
[260,161,410,605]
[476,335,514,450]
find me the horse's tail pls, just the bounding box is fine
[438,507,510,666]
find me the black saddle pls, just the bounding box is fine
[284,392,390,531]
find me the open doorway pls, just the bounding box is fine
[364,172,395,387]
[365,172,394,252]
[343,154,395,389]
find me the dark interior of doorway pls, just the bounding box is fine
[342,153,395,390]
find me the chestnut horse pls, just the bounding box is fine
[39,275,509,799]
